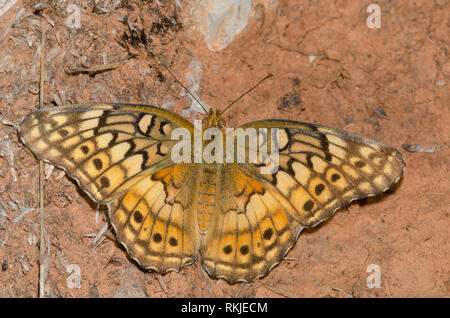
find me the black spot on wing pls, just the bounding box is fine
[100,176,110,189]
[133,210,143,223]
[303,200,314,212]
[169,237,178,246]
[81,145,89,154]
[315,183,325,195]
[153,233,162,243]
[331,173,341,182]
[223,245,233,254]
[240,245,249,255]
[355,160,366,168]
[58,129,68,137]
[263,228,273,240]
[93,158,103,170]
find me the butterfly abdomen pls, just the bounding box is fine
[197,165,219,233]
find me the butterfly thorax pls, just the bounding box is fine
[202,108,226,130]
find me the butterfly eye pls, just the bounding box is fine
[202,118,209,126]
[218,119,226,128]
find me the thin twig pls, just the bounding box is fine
[10,207,36,223]
[0,6,25,47]
[155,273,169,295]
[91,223,108,246]
[0,0,18,17]
[66,59,130,75]
[38,24,46,299]
[234,282,252,298]
[261,284,293,298]
[402,144,444,153]
[331,287,353,298]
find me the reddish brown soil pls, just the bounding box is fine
[0,0,448,298]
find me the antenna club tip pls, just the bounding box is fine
[268,72,275,77]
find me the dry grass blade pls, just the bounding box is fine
[155,273,169,295]
[66,59,130,75]
[0,0,18,17]
[234,282,252,298]
[38,23,46,299]
[0,6,25,47]
[402,144,444,153]
[331,287,353,298]
[261,284,293,298]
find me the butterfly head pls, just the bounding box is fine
[202,108,226,129]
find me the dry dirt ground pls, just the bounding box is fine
[0,0,448,298]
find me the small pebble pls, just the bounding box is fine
[436,80,445,87]
[2,258,8,271]
[375,107,387,117]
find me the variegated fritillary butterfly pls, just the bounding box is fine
[19,103,405,283]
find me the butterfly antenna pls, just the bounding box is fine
[221,72,274,116]
[153,54,209,115]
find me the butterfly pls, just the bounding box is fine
[19,102,405,284]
